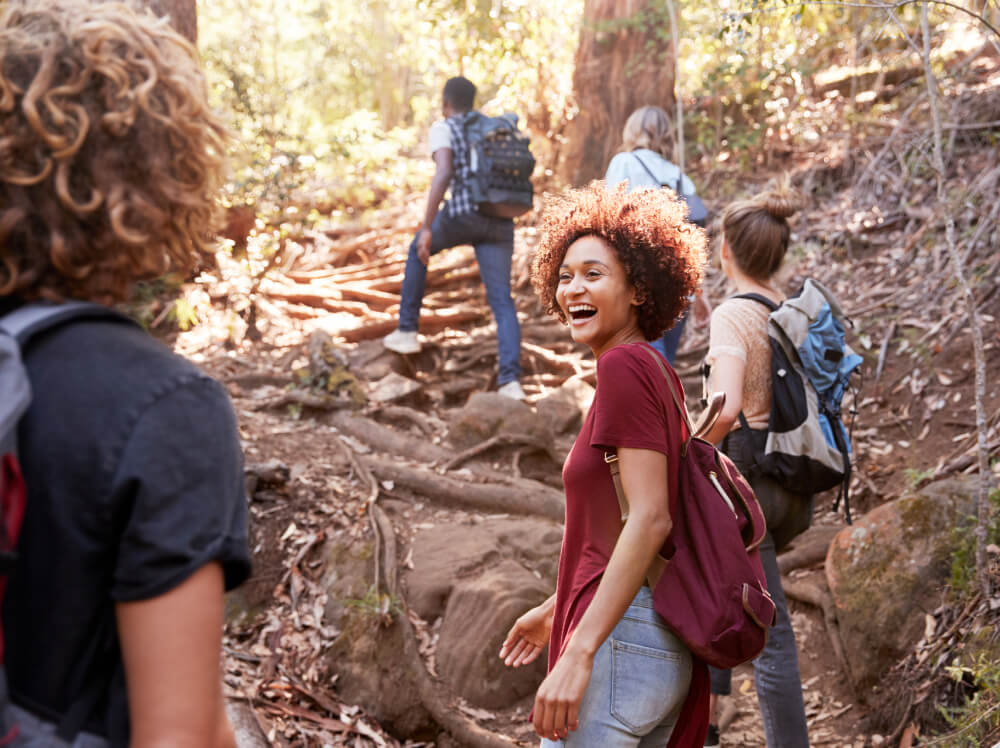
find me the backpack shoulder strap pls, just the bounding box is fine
[0,301,127,345]
[631,152,665,188]
[732,293,780,313]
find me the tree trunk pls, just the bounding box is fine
[128,0,197,43]
[560,0,676,186]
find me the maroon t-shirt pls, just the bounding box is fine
[548,342,684,666]
[547,341,709,745]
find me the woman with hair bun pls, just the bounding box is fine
[604,105,711,364]
[698,186,811,748]
[500,182,711,747]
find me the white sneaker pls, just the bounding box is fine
[382,329,421,354]
[497,380,526,400]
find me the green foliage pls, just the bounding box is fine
[168,297,200,331]
[198,0,582,214]
[948,489,1000,594]
[345,585,402,624]
[933,653,1000,746]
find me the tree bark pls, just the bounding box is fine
[132,0,197,43]
[560,0,676,186]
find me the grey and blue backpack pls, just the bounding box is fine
[461,112,536,218]
[731,279,863,522]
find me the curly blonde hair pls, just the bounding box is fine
[0,0,228,304]
[620,106,675,161]
[532,183,707,341]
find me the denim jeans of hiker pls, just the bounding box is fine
[398,209,522,385]
[708,428,812,748]
[540,586,692,748]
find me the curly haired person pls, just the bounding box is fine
[501,183,711,747]
[0,2,249,745]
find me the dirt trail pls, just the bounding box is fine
[165,68,1000,738]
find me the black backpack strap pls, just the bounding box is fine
[631,153,665,188]
[732,293,780,312]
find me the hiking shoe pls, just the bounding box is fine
[704,723,720,747]
[382,329,420,354]
[497,380,526,400]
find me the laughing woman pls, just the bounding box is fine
[500,184,709,747]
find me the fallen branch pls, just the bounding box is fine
[874,320,897,386]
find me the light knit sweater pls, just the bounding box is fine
[706,297,774,431]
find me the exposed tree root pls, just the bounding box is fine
[338,310,484,343]
[329,411,449,464]
[776,526,841,575]
[443,433,559,471]
[361,455,565,520]
[781,577,855,691]
[243,389,360,412]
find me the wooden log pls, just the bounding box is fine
[360,456,564,521]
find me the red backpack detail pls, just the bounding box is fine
[606,345,776,669]
[0,454,26,663]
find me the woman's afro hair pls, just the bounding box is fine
[531,182,707,341]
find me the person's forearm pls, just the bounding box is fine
[702,411,737,446]
[562,510,670,657]
[423,173,451,229]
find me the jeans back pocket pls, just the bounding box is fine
[610,640,690,734]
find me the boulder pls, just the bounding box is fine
[448,392,552,448]
[320,534,434,737]
[402,517,563,710]
[535,375,595,435]
[403,517,563,621]
[825,477,978,691]
[437,561,551,709]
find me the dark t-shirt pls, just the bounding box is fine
[0,297,251,743]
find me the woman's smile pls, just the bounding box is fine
[556,235,643,357]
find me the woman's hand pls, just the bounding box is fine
[499,599,554,668]
[532,646,593,741]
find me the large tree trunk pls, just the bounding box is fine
[125,0,197,43]
[560,0,676,186]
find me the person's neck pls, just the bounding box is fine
[592,324,646,361]
[731,270,782,300]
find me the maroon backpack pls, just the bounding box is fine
[606,346,776,669]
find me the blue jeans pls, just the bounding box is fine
[398,209,522,385]
[709,432,811,747]
[540,587,692,748]
[649,312,688,365]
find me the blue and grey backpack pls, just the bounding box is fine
[733,279,863,522]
